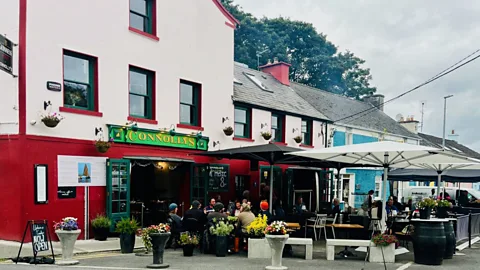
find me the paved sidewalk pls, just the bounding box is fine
[0,237,145,259]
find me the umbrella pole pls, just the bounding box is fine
[382,153,389,232]
[436,165,442,199]
[269,165,274,213]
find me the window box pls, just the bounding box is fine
[127,116,157,125]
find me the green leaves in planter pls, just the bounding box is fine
[209,221,234,236]
[91,214,111,229]
[115,218,139,234]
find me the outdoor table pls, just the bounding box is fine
[285,222,301,230]
[411,218,448,265]
[330,224,364,257]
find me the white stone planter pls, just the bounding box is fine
[369,243,395,263]
[55,230,81,265]
[248,238,271,259]
[265,234,289,270]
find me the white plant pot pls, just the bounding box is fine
[248,238,271,259]
[265,234,289,270]
[55,230,81,265]
[369,243,395,263]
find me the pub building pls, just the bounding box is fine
[0,0,335,242]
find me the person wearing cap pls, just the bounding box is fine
[207,202,227,223]
[259,200,273,224]
[168,203,182,231]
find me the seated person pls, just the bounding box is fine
[259,201,273,224]
[183,200,206,231]
[207,202,227,223]
[205,198,216,213]
[330,198,341,217]
[403,199,413,211]
[294,197,307,215]
[393,196,403,211]
[168,203,182,231]
[273,200,286,221]
[227,201,242,217]
[237,203,255,233]
[385,199,399,216]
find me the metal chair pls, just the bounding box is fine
[305,214,328,240]
[325,213,338,239]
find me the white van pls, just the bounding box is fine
[402,187,480,204]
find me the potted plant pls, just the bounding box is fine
[227,216,238,225]
[223,126,234,136]
[41,111,64,128]
[136,227,153,256]
[264,221,288,270]
[246,214,270,258]
[54,217,81,265]
[293,135,302,144]
[209,221,234,257]
[369,233,398,263]
[115,218,139,254]
[436,199,452,218]
[417,198,437,219]
[261,131,272,140]
[140,224,171,268]
[91,214,111,241]
[94,138,113,153]
[179,232,199,257]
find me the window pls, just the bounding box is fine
[234,106,251,138]
[180,80,201,126]
[63,50,97,111]
[301,119,312,145]
[245,73,268,91]
[271,113,284,142]
[129,0,155,34]
[129,66,154,119]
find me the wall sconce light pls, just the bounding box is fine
[261,123,268,129]
[318,131,324,138]
[124,121,138,131]
[292,128,299,134]
[43,101,52,110]
[95,127,103,136]
[213,141,220,147]
[169,124,176,136]
[222,117,229,123]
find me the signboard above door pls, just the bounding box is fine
[108,125,209,151]
[0,34,13,75]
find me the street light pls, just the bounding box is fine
[438,94,454,198]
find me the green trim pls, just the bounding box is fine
[301,118,312,145]
[129,67,153,119]
[271,113,283,142]
[180,80,200,126]
[106,159,131,232]
[129,0,153,34]
[63,51,96,111]
[234,106,251,138]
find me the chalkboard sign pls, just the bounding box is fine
[58,187,76,199]
[208,164,229,192]
[31,223,49,252]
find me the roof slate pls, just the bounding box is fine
[418,133,480,159]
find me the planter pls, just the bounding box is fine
[147,232,170,269]
[443,220,455,259]
[215,235,228,257]
[182,245,195,256]
[419,208,432,219]
[119,233,136,254]
[265,234,289,270]
[93,227,109,241]
[42,118,60,128]
[248,238,271,259]
[293,137,302,144]
[261,133,272,140]
[369,243,395,263]
[95,143,111,153]
[436,207,448,219]
[55,229,81,265]
[223,127,234,136]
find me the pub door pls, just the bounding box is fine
[106,159,131,231]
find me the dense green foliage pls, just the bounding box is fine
[221,0,376,99]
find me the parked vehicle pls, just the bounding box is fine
[402,187,480,205]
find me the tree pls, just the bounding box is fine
[221,0,377,99]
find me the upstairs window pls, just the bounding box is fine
[301,119,312,145]
[63,50,97,111]
[271,113,284,142]
[129,66,154,119]
[129,0,155,34]
[245,73,268,91]
[234,106,251,138]
[180,80,201,127]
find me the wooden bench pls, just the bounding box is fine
[286,237,313,260]
[326,239,372,261]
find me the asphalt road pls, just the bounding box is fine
[2,242,479,270]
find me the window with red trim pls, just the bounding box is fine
[179,80,201,127]
[129,66,155,120]
[129,0,156,35]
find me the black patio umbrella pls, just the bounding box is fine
[387,168,480,183]
[193,143,374,212]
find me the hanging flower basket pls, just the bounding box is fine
[261,131,272,141]
[223,126,234,136]
[95,140,112,153]
[293,136,303,144]
[41,111,64,128]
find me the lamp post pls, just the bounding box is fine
[438,95,453,198]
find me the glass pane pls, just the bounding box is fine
[180,104,192,124]
[64,81,89,108]
[130,13,145,32]
[112,201,119,213]
[235,108,247,123]
[271,115,278,128]
[130,94,146,117]
[119,201,127,212]
[301,120,307,132]
[129,70,148,95]
[180,83,193,105]
[130,0,147,15]
[64,55,89,83]
[234,123,245,137]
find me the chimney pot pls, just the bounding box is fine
[273,57,279,63]
[267,59,272,64]
[452,129,455,134]
[259,59,292,86]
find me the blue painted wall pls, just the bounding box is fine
[333,131,346,147]
[353,134,378,144]
[346,169,389,208]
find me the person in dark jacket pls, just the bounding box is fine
[207,202,227,222]
[183,200,206,231]
[330,198,341,217]
[168,203,183,231]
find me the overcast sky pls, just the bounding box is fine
[233,0,480,151]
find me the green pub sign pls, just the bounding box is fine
[108,125,209,151]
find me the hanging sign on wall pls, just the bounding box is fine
[208,164,229,192]
[57,155,107,187]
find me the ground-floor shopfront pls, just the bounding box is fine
[0,126,335,242]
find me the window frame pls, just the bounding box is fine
[234,106,251,139]
[179,80,202,127]
[129,0,154,34]
[271,113,284,143]
[128,65,155,120]
[301,119,313,146]
[62,50,97,112]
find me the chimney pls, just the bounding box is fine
[259,57,291,86]
[448,129,459,142]
[362,93,385,111]
[398,115,419,134]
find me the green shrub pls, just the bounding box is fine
[209,221,234,236]
[91,214,111,229]
[115,218,139,234]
